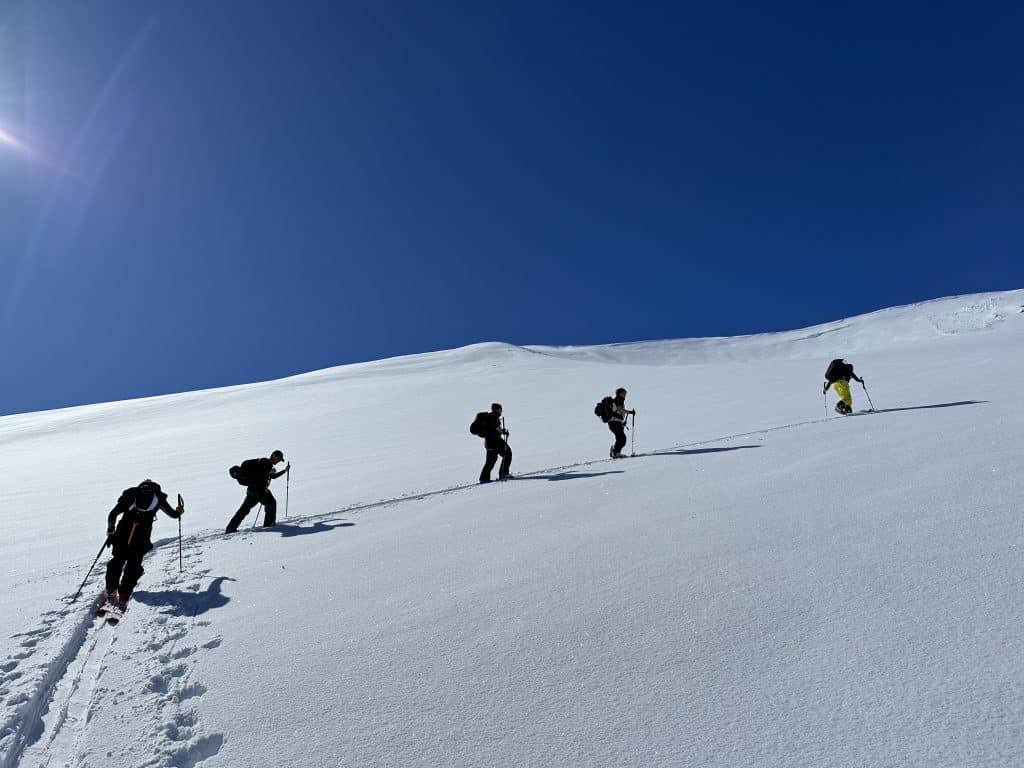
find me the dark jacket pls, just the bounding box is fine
[481,412,505,437]
[610,396,630,423]
[824,359,862,385]
[107,482,180,531]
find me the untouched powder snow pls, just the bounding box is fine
[1,289,1023,767]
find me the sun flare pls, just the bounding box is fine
[0,124,33,155]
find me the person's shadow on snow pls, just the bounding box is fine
[133,576,233,617]
[870,400,986,414]
[644,444,762,457]
[519,470,624,481]
[261,520,355,538]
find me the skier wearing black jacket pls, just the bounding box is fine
[477,403,512,483]
[608,388,635,458]
[104,479,183,608]
[225,450,290,532]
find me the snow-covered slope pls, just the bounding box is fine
[1,289,1023,767]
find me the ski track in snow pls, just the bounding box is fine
[1,540,225,767]
[0,395,993,767]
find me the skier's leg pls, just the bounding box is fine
[833,380,853,411]
[103,521,132,593]
[499,444,512,479]
[480,436,499,482]
[610,422,627,456]
[119,556,145,601]
[104,554,126,594]
[480,450,498,482]
[226,492,259,532]
[261,491,278,526]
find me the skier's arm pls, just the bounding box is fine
[106,505,122,536]
[158,496,183,519]
[271,463,290,479]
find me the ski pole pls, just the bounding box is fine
[252,503,263,530]
[178,494,184,573]
[71,537,110,603]
[824,390,827,417]
[861,381,875,411]
[285,466,290,519]
[630,412,636,457]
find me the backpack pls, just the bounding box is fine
[594,396,614,423]
[469,412,490,437]
[825,358,850,382]
[229,458,263,487]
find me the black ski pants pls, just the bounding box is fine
[226,487,277,532]
[105,517,153,598]
[480,433,512,482]
[609,421,627,456]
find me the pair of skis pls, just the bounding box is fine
[95,594,126,626]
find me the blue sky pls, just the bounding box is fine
[1,1,1022,415]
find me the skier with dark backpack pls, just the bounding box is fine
[101,479,184,618]
[596,388,635,458]
[823,359,865,415]
[471,403,512,483]
[225,449,290,532]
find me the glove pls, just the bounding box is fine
[823,382,828,394]
[105,527,114,547]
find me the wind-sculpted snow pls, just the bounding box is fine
[529,289,1024,364]
[1,289,1023,766]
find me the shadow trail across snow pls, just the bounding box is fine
[640,445,762,458]
[868,399,987,414]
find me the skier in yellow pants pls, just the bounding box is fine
[823,359,864,415]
